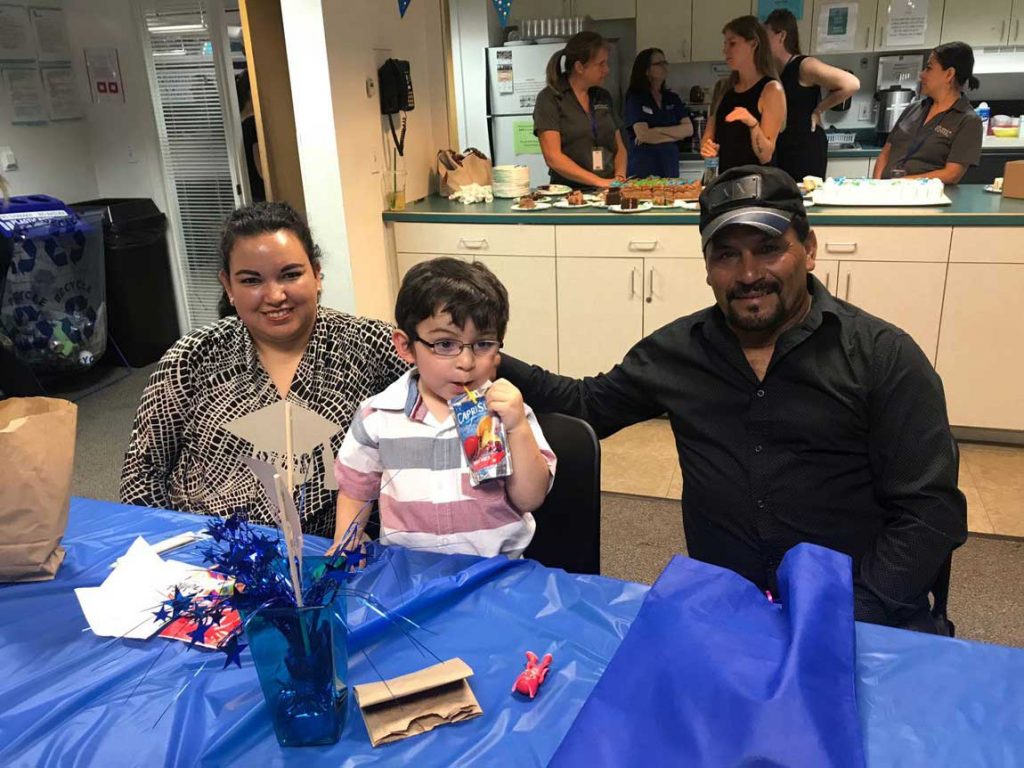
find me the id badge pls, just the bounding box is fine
[592,148,604,172]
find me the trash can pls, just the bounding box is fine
[1,194,107,373]
[71,198,180,367]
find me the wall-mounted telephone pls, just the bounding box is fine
[379,59,414,115]
[378,59,414,157]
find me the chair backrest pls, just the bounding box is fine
[523,412,601,575]
[930,436,958,637]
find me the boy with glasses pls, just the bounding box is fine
[331,257,555,557]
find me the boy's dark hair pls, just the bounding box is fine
[217,201,321,318]
[395,257,509,342]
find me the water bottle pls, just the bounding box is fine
[702,156,719,186]
[976,102,991,135]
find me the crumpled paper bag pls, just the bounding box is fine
[353,657,483,746]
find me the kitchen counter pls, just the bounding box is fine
[383,185,1024,227]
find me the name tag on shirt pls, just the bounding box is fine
[592,149,604,171]
[642,106,654,115]
[934,125,953,138]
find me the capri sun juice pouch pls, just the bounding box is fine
[449,383,512,486]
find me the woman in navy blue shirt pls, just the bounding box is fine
[623,48,693,178]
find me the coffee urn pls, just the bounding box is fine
[875,85,916,140]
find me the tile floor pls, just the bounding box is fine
[601,420,1024,538]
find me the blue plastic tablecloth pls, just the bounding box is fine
[1,498,1022,767]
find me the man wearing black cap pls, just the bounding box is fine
[500,165,966,634]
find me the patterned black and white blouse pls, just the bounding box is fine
[120,307,408,537]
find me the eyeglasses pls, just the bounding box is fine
[413,337,503,357]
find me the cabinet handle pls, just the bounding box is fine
[865,26,872,49]
[1015,18,1020,41]
[825,271,831,293]
[630,267,638,297]
[877,24,883,48]
[646,268,654,303]
[458,238,488,250]
[825,242,857,253]
[1000,19,1006,42]
[844,272,852,301]
[628,239,659,251]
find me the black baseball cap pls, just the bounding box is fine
[699,165,806,249]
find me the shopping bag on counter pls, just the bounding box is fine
[0,397,77,582]
[437,148,493,196]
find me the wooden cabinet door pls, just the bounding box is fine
[642,258,711,334]
[874,0,945,50]
[637,0,692,62]
[939,0,1012,45]
[573,0,636,19]
[810,0,877,53]
[557,257,644,378]
[837,260,946,364]
[473,255,559,373]
[513,0,572,19]
[813,258,840,295]
[692,0,754,62]
[1011,0,1024,43]
[936,264,1024,429]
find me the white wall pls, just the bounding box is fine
[321,0,451,322]
[0,0,165,208]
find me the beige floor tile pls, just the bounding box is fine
[960,444,1024,491]
[600,421,678,497]
[977,486,1024,538]
[961,483,995,534]
[666,467,683,500]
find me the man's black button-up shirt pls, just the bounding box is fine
[501,275,967,629]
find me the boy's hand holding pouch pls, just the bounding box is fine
[450,381,513,486]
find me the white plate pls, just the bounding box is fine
[510,201,552,211]
[984,185,1003,194]
[803,200,815,208]
[554,198,590,208]
[649,199,700,209]
[535,184,572,196]
[608,202,654,214]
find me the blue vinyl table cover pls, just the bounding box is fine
[1,498,1022,767]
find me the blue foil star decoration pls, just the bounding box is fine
[154,604,171,623]
[221,636,247,669]
[188,623,209,646]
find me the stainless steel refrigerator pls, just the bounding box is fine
[487,41,621,187]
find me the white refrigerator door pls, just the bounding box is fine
[491,115,551,187]
[487,43,565,116]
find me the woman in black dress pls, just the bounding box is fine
[765,9,861,181]
[700,15,785,173]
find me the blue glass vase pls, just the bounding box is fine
[242,596,348,747]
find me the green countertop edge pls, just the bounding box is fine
[383,186,1024,227]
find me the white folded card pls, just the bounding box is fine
[75,537,206,640]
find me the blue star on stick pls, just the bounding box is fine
[222,635,247,669]
[492,0,512,27]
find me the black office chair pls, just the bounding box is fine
[523,412,602,575]
[930,436,959,637]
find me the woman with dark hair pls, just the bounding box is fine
[532,31,627,188]
[873,42,983,184]
[764,9,860,180]
[120,202,407,536]
[623,48,693,178]
[700,15,785,173]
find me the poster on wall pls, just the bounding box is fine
[885,0,929,48]
[0,4,35,60]
[815,3,858,52]
[3,66,47,122]
[85,47,125,103]
[496,48,513,95]
[757,0,804,21]
[41,65,82,120]
[29,6,70,63]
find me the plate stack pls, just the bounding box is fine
[492,165,531,198]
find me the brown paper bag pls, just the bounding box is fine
[353,658,483,746]
[0,397,77,582]
[437,149,493,196]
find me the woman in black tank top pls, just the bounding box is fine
[765,10,861,181]
[701,16,785,174]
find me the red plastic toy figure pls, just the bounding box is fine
[512,651,553,699]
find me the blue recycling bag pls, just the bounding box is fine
[550,543,866,767]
